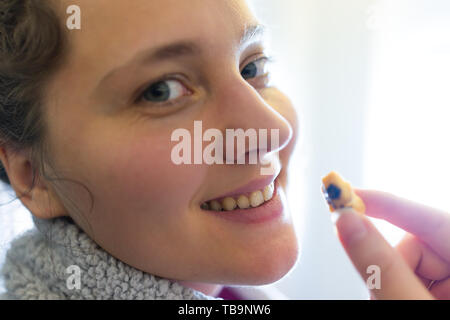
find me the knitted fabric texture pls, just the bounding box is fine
[0,215,221,300]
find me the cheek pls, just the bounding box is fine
[90,131,205,216]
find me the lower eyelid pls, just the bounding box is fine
[158,90,196,108]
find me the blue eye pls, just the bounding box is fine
[241,57,270,80]
[141,79,188,103]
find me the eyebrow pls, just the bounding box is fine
[97,23,267,88]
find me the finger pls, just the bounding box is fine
[334,208,434,300]
[430,277,450,300]
[395,233,431,287]
[396,233,450,281]
[354,189,450,262]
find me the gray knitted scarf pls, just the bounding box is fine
[0,215,220,300]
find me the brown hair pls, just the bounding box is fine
[0,0,68,196]
[0,0,96,237]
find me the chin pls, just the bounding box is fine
[226,227,300,286]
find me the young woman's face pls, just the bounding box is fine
[44,0,300,285]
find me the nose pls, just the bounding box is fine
[214,73,294,165]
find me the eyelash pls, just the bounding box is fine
[135,54,276,108]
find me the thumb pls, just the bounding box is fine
[334,209,434,300]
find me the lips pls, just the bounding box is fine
[206,175,278,202]
[201,178,285,224]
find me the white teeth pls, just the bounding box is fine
[222,197,237,211]
[210,200,222,211]
[263,183,274,201]
[202,181,276,212]
[236,195,250,209]
[250,190,265,208]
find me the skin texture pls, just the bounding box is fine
[0,0,300,296]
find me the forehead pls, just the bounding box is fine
[61,0,257,62]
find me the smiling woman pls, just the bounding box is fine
[0,0,300,299]
[1,0,450,301]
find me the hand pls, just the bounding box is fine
[333,189,450,300]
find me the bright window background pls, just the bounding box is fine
[252,0,450,299]
[364,0,450,244]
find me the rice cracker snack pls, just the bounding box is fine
[321,171,365,214]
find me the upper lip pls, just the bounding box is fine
[204,172,280,203]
